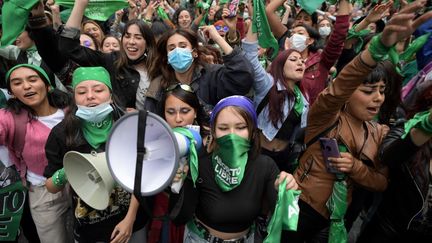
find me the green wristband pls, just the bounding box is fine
[52,168,67,187]
[368,34,391,62]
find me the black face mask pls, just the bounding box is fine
[128,51,147,66]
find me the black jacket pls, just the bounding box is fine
[369,125,430,234]
[59,27,140,108]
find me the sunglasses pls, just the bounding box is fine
[215,25,229,33]
[166,83,194,93]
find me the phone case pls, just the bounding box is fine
[319,138,340,174]
[227,0,240,18]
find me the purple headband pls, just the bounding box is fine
[210,95,257,126]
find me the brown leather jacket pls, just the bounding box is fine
[294,55,389,218]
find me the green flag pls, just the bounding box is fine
[252,0,279,59]
[0,182,27,241]
[297,0,325,15]
[264,179,301,243]
[1,0,39,46]
[55,0,128,21]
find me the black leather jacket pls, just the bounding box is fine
[373,125,430,233]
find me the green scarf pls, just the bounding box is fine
[55,0,128,21]
[252,0,279,59]
[388,33,431,74]
[293,85,304,117]
[264,179,301,243]
[172,127,199,186]
[297,0,326,15]
[402,111,432,139]
[81,114,113,149]
[1,0,39,46]
[347,24,371,54]
[326,145,348,243]
[212,134,250,192]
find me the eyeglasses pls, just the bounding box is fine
[214,25,229,33]
[166,83,194,93]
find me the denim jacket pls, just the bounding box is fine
[242,40,308,141]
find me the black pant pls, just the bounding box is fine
[281,200,330,243]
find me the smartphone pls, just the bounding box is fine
[227,0,240,18]
[319,138,340,174]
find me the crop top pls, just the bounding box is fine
[195,153,279,233]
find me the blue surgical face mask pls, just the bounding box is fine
[168,48,194,73]
[75,103,113,123]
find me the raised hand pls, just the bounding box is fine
[380,0,432,47]
[365,1,393,24]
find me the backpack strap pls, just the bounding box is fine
[304,121,339,148]
[256,91,271,116]
[11,110,29,186]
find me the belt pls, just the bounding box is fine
[193,218,252,243]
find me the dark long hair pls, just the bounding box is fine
[151,28,205,89]
[372,61,402,125]
[294,24,321,53]
[266,49,300,128]
[161,86,208,129]
[115,19,157,75]
[62,95,124,148]
[6,68,71,119]
[209,106,261,159]
[172,8,194,27]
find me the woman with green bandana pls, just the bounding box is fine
[287,1,432,243]
[358,69,432,242]
[0,63,71,242]
[43,66,147,243]
[170,95,298,243]
[242,16,308,174]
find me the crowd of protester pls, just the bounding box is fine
[0,0,431,242]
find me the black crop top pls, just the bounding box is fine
[195,154,279,233]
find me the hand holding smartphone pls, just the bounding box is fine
[227,0,240,18]
[319,138,340,174]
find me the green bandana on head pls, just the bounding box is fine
[72,66,112,90]
[212,133,250,192]
[6,64,54,91]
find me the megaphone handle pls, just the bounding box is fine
[171,158,187,194]
[133,110,153,217]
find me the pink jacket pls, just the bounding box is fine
[0,109,52,180]
[300,15,350,105]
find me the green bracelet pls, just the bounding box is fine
[52,168,67,187]
[368,34,391,62]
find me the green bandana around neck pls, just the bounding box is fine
[172,127,199,187]
[212,133,250,191]
[293,85,304,116]
[81,114,113,149]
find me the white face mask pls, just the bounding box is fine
[289,34,308,52]
[319,26,331,37]
[75,103,113,123]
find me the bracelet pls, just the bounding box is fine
[52,168,67,187]
[368,34,392,62]
[358,53,376,69]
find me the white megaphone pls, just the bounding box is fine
[105,111,202,197]
[63,152,114,210]
[171,125,202,193]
